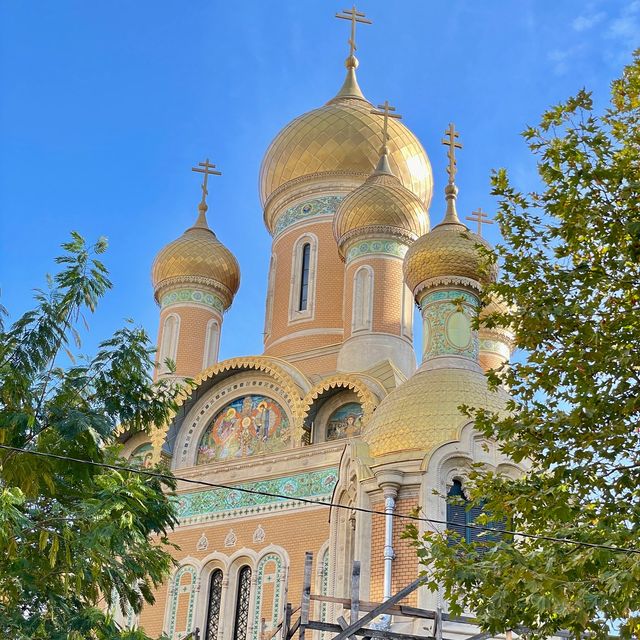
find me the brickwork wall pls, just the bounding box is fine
[343,256,405,340]
[264,219,344,359]
[137,507,330,637]
[156,304,222,379]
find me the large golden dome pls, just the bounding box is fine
[364,366,508,458]
[152,205,240,309]
[333,154,429,253]
[259,58,433,228]
[404,185,497,295]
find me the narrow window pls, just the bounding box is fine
[352,267,372,332]
[159,314,179,372]
[205,569,224,640]
[233,565,252,640]
[203,320,220,370]
[298,243,311,311]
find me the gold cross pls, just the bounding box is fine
[191,158,221,204]
[441,123,462,184]
[466,207,494,236]
[336,5,372,58]
[371,100,402,147]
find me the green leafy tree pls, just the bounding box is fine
[405,54,640,639]
[0,233,185,639]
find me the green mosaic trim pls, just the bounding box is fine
[274,196,343,235]
[174,468,339,520]
[253,554,283,640]
[345,239,408,263]
[167,565,197,639]
[160,288,224,312]
[480,338,511,358]
[419,289,479,307]
[422,289,479,361]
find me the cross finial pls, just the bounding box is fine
[371,100,402,150]
[466,207,494,236]
[441,123,462,184]
[336,5,372,59]
[191,158,221,207]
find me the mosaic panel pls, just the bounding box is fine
[273,195,343,236]
[197,395,291,464]
[130,442,154,469]
[161,288,224,312]
[326,402,363,441]
[345,239,408,263]
[420,289,480,362]
[174,468,339,521]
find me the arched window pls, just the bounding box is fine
[264,254,277,338]
[446,480,503,546]
[289,235,317,322]
[205,569,224,640]
[401,284,414,339]
[233,566,252,640]
[299,243,311,311]
[352,266,373,332]
[159,313,180,373]
[203,319,220,370]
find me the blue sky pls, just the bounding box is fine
[1,0,637,362]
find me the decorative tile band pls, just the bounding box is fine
[174,467,339,523]
[160,288,224,312]
[274,195,344,236]
[421,288,480,362]
[345,239,408,263]
[479,338,511,359]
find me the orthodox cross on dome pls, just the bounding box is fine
[335,5,372,58]
[371,100,402,148]
[442,123,462,184]
[466,207,494,236]
[191,158,221,207]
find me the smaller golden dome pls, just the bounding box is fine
[334,152,430,254]
[404,185,497,295]
[152,205,240,309]
[363,366,508,458]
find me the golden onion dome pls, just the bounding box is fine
[152,204,240,309]
[404,184,498,295]
[333,150,430,254]
[363,366,508,458]
[259,56,433,230]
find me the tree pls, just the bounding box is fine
[405,53,640,639]
[0,233,186,639]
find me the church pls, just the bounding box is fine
[118,8,522,639]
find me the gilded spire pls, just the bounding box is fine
[371,100,402,175]
[331,5,371,102]
[440,123,463,225]
[190,158,221,231]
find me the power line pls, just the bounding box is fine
[1,443,638,556]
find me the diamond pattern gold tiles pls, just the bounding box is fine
[334,172,429,248]
[404,222,498,293]
[363,367,508,458]
[152,227,240,305]
[259,97,433,223]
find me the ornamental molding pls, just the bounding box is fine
[160,288,225,313]
[155,275,233,308]
[344,237,411,264]
[252,524,266,544]
[340,226,416,257]
[273,195,344,237]
[301,374,379,430]
[414,275,482,300]
[196,532,209,551]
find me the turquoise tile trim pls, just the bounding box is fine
[161,288,224,312]
[274,196,343,236]
[345,238,408,263]
[419,289,478,307]
[174,467,339,521]
[167,565,197,639]
[252,553,283,640]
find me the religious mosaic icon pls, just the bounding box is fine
[129,442,154,469]
[197,394,291,464]
[326,403,363,441]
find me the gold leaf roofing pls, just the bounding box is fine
[259,97,433,226]
[404,221,498,294]
[334,171,430,247]
[363,366,508,458]
[152,226,240,305]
